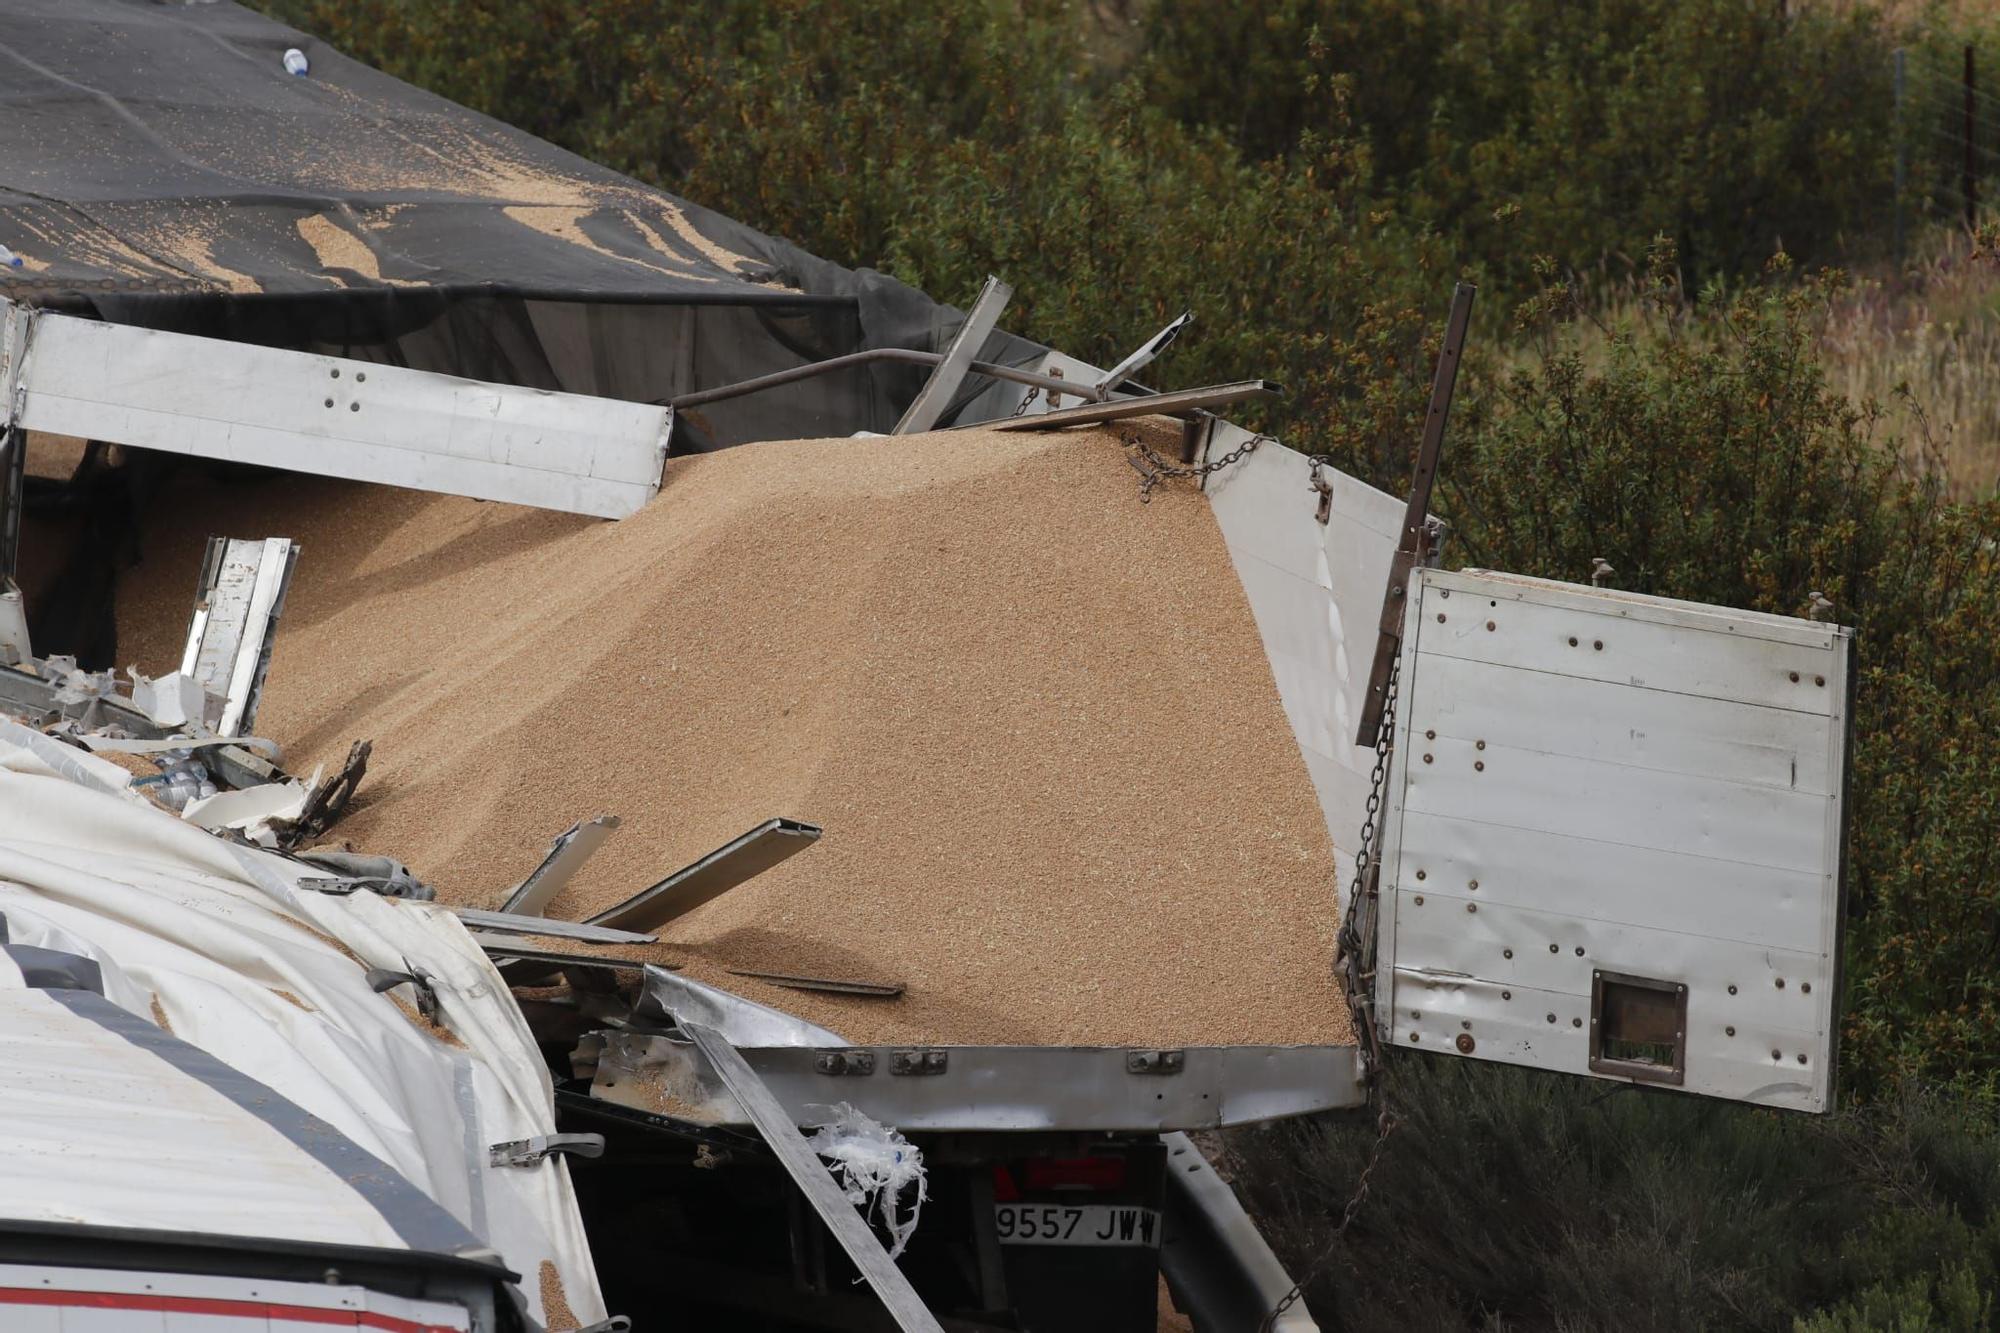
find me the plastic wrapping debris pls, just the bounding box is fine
[805,1103,926,1261]
[52,665,119,706]
[129,670,216,730]
[135,757,217,813]
[0,581,29,665]
[181,774,312,844]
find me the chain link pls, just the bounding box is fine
[1125,432,1270,501]
[1258,1093,1398,1331]
[1260,656,1401,1330]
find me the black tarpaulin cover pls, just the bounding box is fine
[0,0,816,304]
[0,0,1052,442]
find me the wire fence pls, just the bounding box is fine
[1893,44,2000,239]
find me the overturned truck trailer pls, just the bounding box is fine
[0,4,1854,1332]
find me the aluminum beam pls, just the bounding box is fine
[891,275,1011,434]
[594,1034,1367,1132]
[586,818,821,933]
[963,380,1280,432]
[0,302,669,519]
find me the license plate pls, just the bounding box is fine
[994,1203,1161,1248]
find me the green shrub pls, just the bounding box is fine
[1142,0,1910,288]
[1229,1066,2000,1332]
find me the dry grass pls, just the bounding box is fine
[1508,224,2000,497]
[1821,224,2000,494]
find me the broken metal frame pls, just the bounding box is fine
[501,815,621,917]
[0,660,279,791]
[665,346,1080,412]
[891,275,1012,435]
[180,536,299,738]
[586,818,822,934]
[683,1022,946,1333]
[1352,282,1475,749]
[1090,310,1192,401]
[963,380,1282,433]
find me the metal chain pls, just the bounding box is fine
[1258,1093,1398,1331]
[1260,658,1402,1331]
[1125,432,1270,501]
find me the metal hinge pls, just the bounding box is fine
[487,1132,606,1168]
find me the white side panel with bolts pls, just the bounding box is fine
[1373,567,1852,1112]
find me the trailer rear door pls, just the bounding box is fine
[1373,568,1851,1111]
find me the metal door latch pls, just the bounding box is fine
[815,1050,876,1076]
[488,1132,606,1168]
[889,1049,948,1075]
[1126,1049,1186,1075]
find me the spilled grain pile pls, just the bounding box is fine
[113,428,1350,1047]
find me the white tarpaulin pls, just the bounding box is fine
[0,720,604,1328]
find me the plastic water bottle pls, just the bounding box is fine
[0,245,21,270]
[283,48,309,77]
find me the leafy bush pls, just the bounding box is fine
[1229,1063,2000,1332]
[1142,0,1912,288]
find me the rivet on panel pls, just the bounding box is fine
[1797,1053,1808,1065]
[1411,1010,1421,1019]
[1410,1033,1420,1042]
[1772,1049,1783,1060]
[1572,1017,1582,1028]
[1455,1033,1475,1054]
[329,368,339,378]
[349,402,359,412]
[1466,903,1477,913]
[1413,895,1424,906]
[1460,1020,1471,1031]
[1775,978,1786,989]
[1728,984,1739,995]
[1475,740,1486,751]
[1815,675,1825,687]
[1425,729,1436,740]
[1485,621,1496,631]
[1468,879,1479,891]
[1574,946,1585,957]
[1501,990,1512,1000]
[1474,760,1485,771]
[356,371,367,382]
[1546,1013,1557,1024]
[1801,982,1812,994]
[1436,613,1446,623]
[1423,754,1434,764]
[1593,640,1604,651]
[1439,590,1450,599]
[1503,949,1514,959]
[1789,671,1801,683]
[1726,1026,1736,1036]
[1568,636,1579,647]
[323,398,334,408]
[1548,943,1559,954]
[1415,869,1427,881]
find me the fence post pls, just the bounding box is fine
[1966,44,1978,229]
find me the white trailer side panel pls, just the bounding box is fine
[1373,568,1851,1111]
[1,303,668,519]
